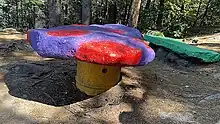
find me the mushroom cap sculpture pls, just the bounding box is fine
[27,24,155,96]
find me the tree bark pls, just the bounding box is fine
[200,0,212,26]
[193,0,202,27]
[123,0,129,24]
[81,0,92,25]
[47,0,62,28]
[15,1,19,28]
[7,2,10,26]
[126,0,133,25]
[104,0,108,23]
[20,0,24,29]
[32,6,36,28]
[156,0,165,29]
[108,0,117,24]
[180,1,185,22]
[128,0,142,27]
[145,0,151,10]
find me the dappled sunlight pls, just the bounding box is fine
[0,31,219,123]
[198,45,220,52]
[86,103,132,123]
[11,51,53,61]
[186,33,220,52]
[118,66,196,123]
[126,96,196,123]
[0,33,25,43]
[0,0,219,122]
[145,96,188,117]
[0,93,71,123]
[121,67,142,80]
[0,106,37,123]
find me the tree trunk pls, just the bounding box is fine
[15,1,19,28]
[180,1,185,22]
[108,1,117,23]
[156,0,165,29]
[104,0,108,23]
[7,2,10,26]
[28,0,32,28]
[126,0,133,25]
[145,0,151,10]
[32,6,36,28]
[64,4,68,16]
[123,0,129,24]
[81,0,91,25]
[200,0,212,26]
[24,2,27,29]
[128,0,142,27]
[193,0,202,27]
[47,0,62,28]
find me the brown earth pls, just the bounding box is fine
[183,33,220,52]
[0,33,219,124]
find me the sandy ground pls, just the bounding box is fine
[0,33,219,124]
[184,33,220,52]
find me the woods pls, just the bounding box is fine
[0,0,219,38]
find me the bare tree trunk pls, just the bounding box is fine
[123,0,128,24]
[180,1,185,22]
[156,0,165,29]
[47,0,62,28]
[126,0,133,25]
[81,0,91,25]
[15,1,19,28]
[108,0,117,24]
[63,3,68,24]
[128,0,142,27]
[32,6,36,28]
[104,0,108,23]
[145,0,151,10]
[20,0,25,29]
[7,2,10,26]
[28,0,32,28]
[193,0,202,27]
[200,0,212,26]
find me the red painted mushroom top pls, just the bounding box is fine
[27,24,155,66]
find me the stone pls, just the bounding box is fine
[175,59,189,67]
[155,48,169,60]
[159,112,197,123]
[166,52,180,62]
[198,93,220,106]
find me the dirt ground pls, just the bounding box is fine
[0,33,219,124]
[183,33,220,52]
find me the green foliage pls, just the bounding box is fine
[145,30,165,37]
[0,0,219,38]
[164,23,189,38]
[139,0,220,38]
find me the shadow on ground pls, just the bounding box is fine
[4,59,91,106]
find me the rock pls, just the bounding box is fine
[198,93,220,106]
[155,48,169,60]
[166,52,179,62]
[159,112,197,123]
[175,59,189,67]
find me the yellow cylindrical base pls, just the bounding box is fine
[76,60,121,96]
